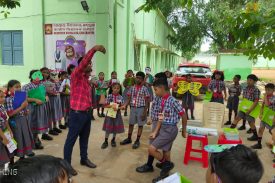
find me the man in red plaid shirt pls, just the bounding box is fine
[64,45,106,176]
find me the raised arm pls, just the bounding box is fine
[72,45,106,76]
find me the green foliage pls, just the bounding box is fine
[139,0,275,60]
[0,0,20,18]
[233,1,275,60]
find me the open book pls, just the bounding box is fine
[4,129,17,153]
[106,103,119,118]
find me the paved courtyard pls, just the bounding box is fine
[33,101,274,183]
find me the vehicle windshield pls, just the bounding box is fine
[178,66,211,74]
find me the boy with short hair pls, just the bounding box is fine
[120,71,150,149]
[206,145,263,183]
[230,74,261,141]
[136,78,187,183]
[135,73,167,173]
[251,83,275,149]
[224,75,242,125]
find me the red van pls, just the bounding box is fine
[172,63,212,97]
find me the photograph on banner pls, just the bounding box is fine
[44,23,96,74]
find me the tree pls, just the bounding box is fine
[233,1,275,60]
[138,0,275,60]
[137,0,248,59]
[0,0,20,18]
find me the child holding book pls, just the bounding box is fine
[5,80,35,160]
[22,70,48,150]
[208,70,227,104]
[251,83,275,149]
[136,78,187,182]
[230,74,261,141]
[0,90,14,169]
[101,83,125,149]
[123,70,135,116]
[94,72,108,117]
[224,75,242,125]
[181,74,195,120]
[120,71,150,149]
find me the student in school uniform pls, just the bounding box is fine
[94,72,108,118]
[230,74,261,141]
[120,71,150,149]
[48,70,64,134]
[101,83,125,149]
[136,72,167,173]
[40,67,55,140]
[251,83,275,149]
[22,70,48,150]
[208,70,227,104]
[58,71,70,127]
[5,80,35,160]
[224,75,242,125]
[136,78,187,183]
[0,90,14,169]
[122,70,135,116]
[145,67,154,116]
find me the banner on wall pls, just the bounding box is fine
[44,23,96,73]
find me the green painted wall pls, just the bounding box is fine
[216,53,253,81]
[0,0,181,86]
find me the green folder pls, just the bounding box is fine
[204,91,213,103]
[238,98,261,118]
[223,128,239,134]
[181,175,192,183]
[262,106,275,126]
[28,85,46,104]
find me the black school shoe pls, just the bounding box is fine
[111,140,117,147]
[238,125,246,130]
[120,138,132,145]
[247,128,252,134]
[49,129,59,136]
[101,141,108,149]
[132,141,140,149]
[34,143,44,150]
[101,113,106,117]
[59,124,67,130]
[27,152,35,157]
[251,143,262,149]
[124,112,128,116]
[136,164,154,173]
[42,134,53,141]
[247,134,258,141]
[224,121,231,125]
[156,162,174,170]
[53,128,62,133]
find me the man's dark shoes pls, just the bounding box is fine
[80,159,97,169]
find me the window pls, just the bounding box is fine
[0,31,23,65]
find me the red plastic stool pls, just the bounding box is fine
[218,134,242,145]
[184,134,208,168]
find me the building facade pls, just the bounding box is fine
[0,0,181,85]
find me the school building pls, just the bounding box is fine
[0,0,181,85]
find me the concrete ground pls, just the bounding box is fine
[34,101,274,183]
